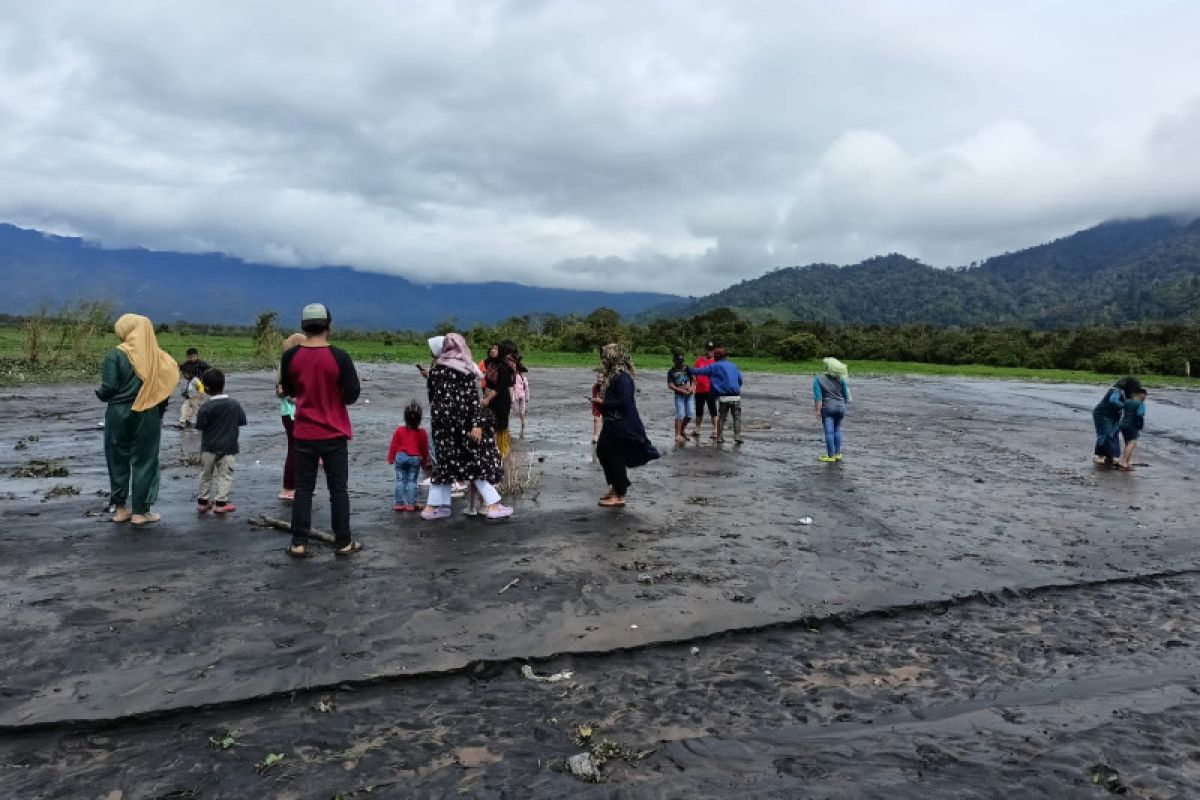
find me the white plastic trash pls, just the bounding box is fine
[797,516,813,525]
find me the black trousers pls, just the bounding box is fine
[291,437,351,548]
[596,433,631,496]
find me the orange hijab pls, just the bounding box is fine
[114,314,181,411]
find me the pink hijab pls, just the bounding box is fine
[436,333,483,377]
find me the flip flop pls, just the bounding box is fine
[286,546,313,559]
[335,541,364,557]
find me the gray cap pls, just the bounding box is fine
[301,303,330,323]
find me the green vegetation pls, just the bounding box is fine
[675,217,1200,329]
[2,302,1198,389]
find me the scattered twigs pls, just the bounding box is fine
[248,515,336,545]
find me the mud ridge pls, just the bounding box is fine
[6,564,1198,738]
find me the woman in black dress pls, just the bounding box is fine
[482,339,518,458]
[421,333,512,520]
[591,343,659,507]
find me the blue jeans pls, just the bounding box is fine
[674,393,695,420]
[394,454,422,506]
[821,406,845,456]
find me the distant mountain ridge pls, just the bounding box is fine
[669,216,1200,328]
[0,224,681,329]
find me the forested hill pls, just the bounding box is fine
[676,216,1200,328]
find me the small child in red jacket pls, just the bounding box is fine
[388,400,431,512]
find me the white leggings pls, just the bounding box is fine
[428,480,500,507]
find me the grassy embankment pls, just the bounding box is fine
[0,327,1195,388]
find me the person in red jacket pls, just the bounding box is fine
[280,303,362,558]
[691,341,718,439]
[388,400,431,512]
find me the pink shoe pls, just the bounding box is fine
[214,502,235,514]
[486,504,514,520]
[394,503,405,512]
[278,489,295,501]
[196,500,212,513]
[420,505,452,521]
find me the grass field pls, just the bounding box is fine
[0,326,1196,388]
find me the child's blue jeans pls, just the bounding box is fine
[394,454,422,505]
[821,406,845,456]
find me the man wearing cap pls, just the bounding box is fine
[688,347,744,444]
[280,303,362,557]
[691,342,718,439]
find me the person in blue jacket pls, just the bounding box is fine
[689,347,744,444]
[813,357,851,462]
[1092,376,1142,468]
[591,344,660,507]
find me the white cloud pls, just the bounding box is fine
[0,1,1199,292]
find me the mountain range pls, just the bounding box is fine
[666,215,1200,328]
[0,224,679,329]
[2,215,1199,330]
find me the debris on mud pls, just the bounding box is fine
[8,459,69,478]
[1089,763,1129,794]
[255,752,286,775]
[521,665,574,683]
[566,752,601,782]
[208,730,242,750]
[249,514,336,544]
[42,483,80,501]
[164,454,202,467]
[498,577,521,594]
[13,434,39,451]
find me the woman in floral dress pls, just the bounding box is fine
[421,333,512,520]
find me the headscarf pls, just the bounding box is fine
[113,314,180,411]
[427,335,445,358]
[598,343,633,395]
[436,333,483,377]
[823,357,849,378]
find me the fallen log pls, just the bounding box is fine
[248,514,336,545]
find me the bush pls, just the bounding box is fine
[775,333,821,361]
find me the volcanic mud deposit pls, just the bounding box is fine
[1,368,1198,797]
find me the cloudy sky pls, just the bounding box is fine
[2,1,1199,293]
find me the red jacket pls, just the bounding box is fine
[693,356,715,394]
[388,426,431,466]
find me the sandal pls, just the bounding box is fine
[335,541,364,556]
[131,512,161,527]
[286,545,312,559]
[598,496,626,507]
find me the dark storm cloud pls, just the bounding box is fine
[1,1,1198,291]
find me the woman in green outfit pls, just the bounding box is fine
[96,314,180,526]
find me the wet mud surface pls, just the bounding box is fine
[1,368,1198,796]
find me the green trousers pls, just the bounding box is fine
[105,402,163,514]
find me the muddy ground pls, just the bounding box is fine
[1,367,1198,797]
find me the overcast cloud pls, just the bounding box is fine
[2,1,1199,293]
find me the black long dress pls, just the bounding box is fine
[596,372,659,495]
[428,364,502,485]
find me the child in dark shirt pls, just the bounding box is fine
[1118,389,1148,471]
[667,353,695,445]
[194,369,247,514]
[388,400,432,512]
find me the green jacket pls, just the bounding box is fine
[96,349,143,405]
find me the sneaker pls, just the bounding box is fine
[278,489,295,501]
[818,455,837,463]
[420,505,452,521]
[485,504,514,520]
[394,503,406,512]
[405,505,418,512]
[463,506,480,517]
[196,500,213,513]
[214,502,236,514]
[833,454,843,461]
